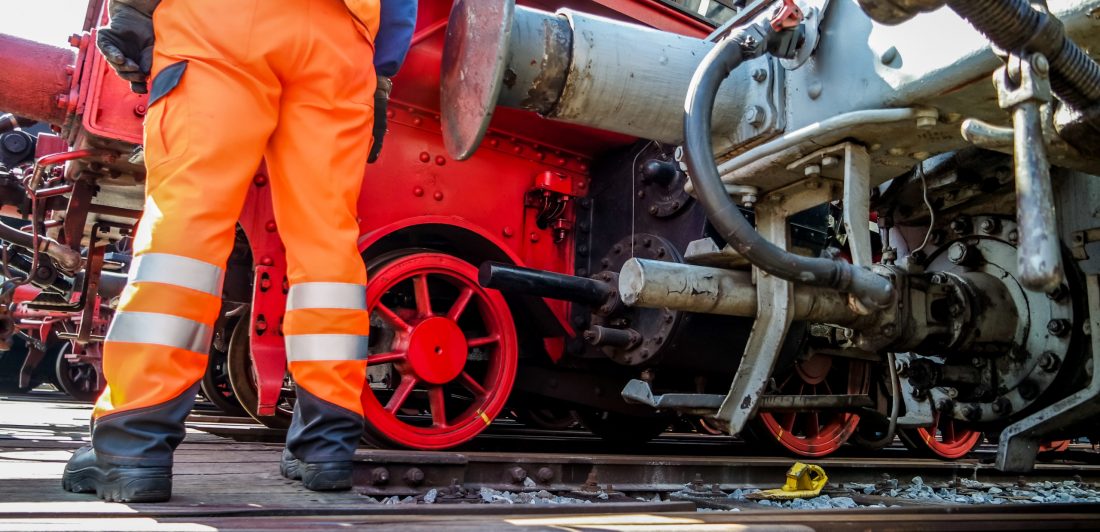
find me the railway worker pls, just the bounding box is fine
[61,0,417,502]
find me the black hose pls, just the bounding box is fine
[946,0,1100,109]
[682,35,895,310]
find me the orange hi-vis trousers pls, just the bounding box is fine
[91,0,378,466]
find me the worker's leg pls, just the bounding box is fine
[265,0,377,489]
[64,0,281,501]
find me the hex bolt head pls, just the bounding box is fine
[979,218,999,234]
[404,467,425,486]
[535,467,554,483]
[991,397,1012,415]
[1039,351,1061,372]
[916,115,937,129]
[508,466,528,484]
[1047,319,1070,337]
[963,405,982,421]
[370,467,391,485]
[751,68,768,82]
[1007,229,1019,245]
[950,216,971,235]
[947,242,971,264]
[743,106,765,127]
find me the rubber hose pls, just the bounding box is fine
[681,36,894,310]
[946,0,1100,108]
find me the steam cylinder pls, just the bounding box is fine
[441,0,753,160]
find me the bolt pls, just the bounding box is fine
[991,397,1012,415]
[909,250,926,265]
[1039,351,1061,372]
[964,405,982,421]
[979,218,999,234]
[1007,229,1019,244]
[821,156,839,168]
[804,164,821,177]
[950,216,971,235]
[1019,380,1039,400]
[741,193,757,207]
[535,467,554,483]
[947,242,971,264]
[1030,53,1049,76]
[68,33,82,48]
[648,205,659,215]
[370,467,391,485]
[133,103,147,117]
[751,68,768,82]
[880,324,897,336]
[916,115,937,129]
[880,46,899,65]
[509,466,528,484]
[1047,319,1070,337]
[744,106,765,127]
[1017,477,1029,488]
[404,467,425,486]
[1047,284,1068,302]
[691,473,705,491]
[581,470,600,492]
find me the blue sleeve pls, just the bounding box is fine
[374,0,417,77]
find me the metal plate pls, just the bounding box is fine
[440,0,515,160]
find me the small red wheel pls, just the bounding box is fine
[899,411,982,459]
[361,253,518,449]
[750,354,868,457]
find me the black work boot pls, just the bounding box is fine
[62,445,172,503]
[279,448,353,491]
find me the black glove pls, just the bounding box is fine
[367,76,393,164]
[96,4,156,94]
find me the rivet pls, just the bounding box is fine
[412,117,422,126]
[385,109,395,119]
[502,226,514,237]
[530,232,539,242]
[419,152,431,163]
[489,138,499,147]
[253,174,268,186]
[260,256,274,266]
[265,220,277,232]
[557,157,566,165]
[413,186,424,197]
[404,467,425,486]
[434,155,446,166]
[433,191,444,201]
[513,146,522,154]
[133,104,147,117]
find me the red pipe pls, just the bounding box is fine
[0,33,76,125]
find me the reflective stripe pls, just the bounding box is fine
[286,282,367,311]
[129,253,225,297]
[285,334,370,362]
[106,311,212,353]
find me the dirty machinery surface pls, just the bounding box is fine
[0,0,1099,492]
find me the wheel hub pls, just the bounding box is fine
[405,316,468,385]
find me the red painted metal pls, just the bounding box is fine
[0,34,75,125]
[911,414,983,460]
[585,0,713,36]
[361,252,517,449]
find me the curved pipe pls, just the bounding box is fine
[682,34,894,310]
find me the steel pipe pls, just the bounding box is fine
[478,261,612,307]
[619,258,871,327]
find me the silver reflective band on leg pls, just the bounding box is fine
[106,311,213,353]
[286,282,367,311]
[129,253,225,297]
[285,334,370,361]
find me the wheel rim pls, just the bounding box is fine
[757,355,868,457]
[226,311,295,429]
[55,343,103,402]
[362,253,517,449]
[914,411,982,459]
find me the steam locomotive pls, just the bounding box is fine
[0,0,1098,470]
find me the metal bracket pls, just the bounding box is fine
[786,142,873,266]
[714,181,833,435]
[995,275,1100,472]
[893,352,935,428]
[993,52,1064,294]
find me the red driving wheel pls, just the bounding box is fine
[899,410,982,459]
[753,354,869,457]
[361,253,518,449]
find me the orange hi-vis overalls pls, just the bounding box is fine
[91,0,380,467]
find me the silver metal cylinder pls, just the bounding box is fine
[441,0,768,160]
[619,258,866,326]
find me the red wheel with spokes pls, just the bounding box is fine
[361,253,518,449]
[899,411,982,459]
[749,354,869,457]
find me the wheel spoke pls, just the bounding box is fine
[467,334,500,348]
[414,274,433,317]
[781,413,797,432]
[447,287,475,321]
[428,386,448,428]
[459,371,487,397]
[805,412,820,438]
[376,304,413,332]
[943,419,955,443]
[385,376,417,413]
[368,351,406,365]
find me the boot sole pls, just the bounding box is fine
[301,466,353,491]
[63,465,171,503]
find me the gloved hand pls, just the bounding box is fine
[96,4,156,94]
[367,76,393,164]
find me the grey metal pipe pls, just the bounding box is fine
[1012,100,1064,293]
[619,258,871,327]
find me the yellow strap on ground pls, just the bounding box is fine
[752,462,828,500]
